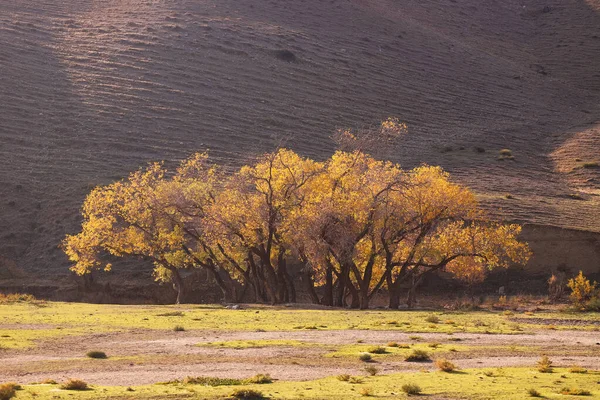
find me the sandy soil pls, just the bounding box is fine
[1,329,599,386]
[0,0,599,284]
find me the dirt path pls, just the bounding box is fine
[2,329,599,385]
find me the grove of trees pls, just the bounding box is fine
[64,123,531,308]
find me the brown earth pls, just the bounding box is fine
[2,329,600,386]
[0,0,599,286]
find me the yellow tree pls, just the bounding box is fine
[203,148,322,304]
[291,151,405,309]
[377,166,531,308]
[63,163,195,303]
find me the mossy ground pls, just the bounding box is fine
[9,368,600,399]
[1,302,598,349]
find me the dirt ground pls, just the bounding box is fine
[2,328,599,386]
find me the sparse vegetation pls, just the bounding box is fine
[367,346,387,354]
[86,350,107,359]
[425,315,440,324]
[364,366,379,376]
[244,374,272,384]
[359,353,373,362]
[180,376,242,386]
[402,383,422,395]
[560,387,591,396]
[435,358,458,372]
[60,379,89,390]
[173,325,185,332]
[569,366,588,374]
[229,388,267,399]
[527,388,542,397]
[359,387,373,396]
[567,271,598,310]
[0,383,20,400]
[405,349,430,362]
[581,162,599,169]
[537,356,553,373]
[336,374,350,382]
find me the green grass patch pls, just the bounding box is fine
[7,368,598,399]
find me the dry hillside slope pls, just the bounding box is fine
[0,0,599,285]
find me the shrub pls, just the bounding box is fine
[173,325,185,332]
[425,315,439,324]
[182,376,242,386]
[428,342,440,348]
[435,358,457,372]
[359,353,372,362]
[537,356,553,373]
[41,379,57,384]
[60,379,89,390]
[582,162,599,168]
[560,387,591,396]
[367,346,386,354]
[409,336,422,341]
[156,311,184,317]
[229,388,267,399]
[567,271,597,307]
[548,272,566,302]
[359,387,373,397]
[336,374,350,382]
[387,342,398,347]
[244,374,272,384]
[364,366,379,376]
[405,349,430,362]
[499,149,512,156]
[527,388,542,397]
[348,377,364,384]
[0,383,20,400]
[401,383,422,395]
[569,366,588,374]
[86,350,107,359]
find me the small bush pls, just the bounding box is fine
[483,370,495,377]
[336,374,350,382]
[364,366,379,376]
[425,315,439,324]
[387,342,398,347]
[537,356,553,373]
[359,387,373,396]
[367,346,387,354]
[182,376,242,386]
[244,374,272,384]
[567,271,597,307]
[435,358,457,372]
[229,388,267,399]
[41,379,57,384]
[405,349,430,362]
[359,353,372,362]
[348,377,364,384]
[156,311,184,317]
[560,387,591,396]
[86,350,107,359]
[569,366,588,374]
[60,379,89,390]
[428,342,441,348]
[0,293,37,304]
[499,149,512,156]
[401,383,422,395]
[173,325,185,332]
[527,388,542,397]
[409,336,422,341]
[0,383,17,400]
[582,162,599,169]
[0,383,20,400]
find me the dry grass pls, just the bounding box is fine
[435,358,458,372]
[60,379,89,390]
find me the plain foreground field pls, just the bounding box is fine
[1,301,599,399]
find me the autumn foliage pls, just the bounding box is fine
[64,145,531,307]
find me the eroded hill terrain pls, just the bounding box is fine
[0,0,599,290]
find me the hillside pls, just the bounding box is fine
[0,0,599,286]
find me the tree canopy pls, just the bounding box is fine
[64,147,531,307]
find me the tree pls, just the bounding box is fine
[63,162,195,303]
[203,149,322,304]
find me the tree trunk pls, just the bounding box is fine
[321,266,333,306]
[171,268,184,304]
[302,271,320,304]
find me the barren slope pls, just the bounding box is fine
[0,0,599,282]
